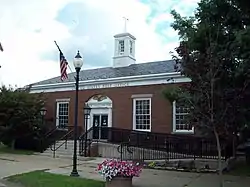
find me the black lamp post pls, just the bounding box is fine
[84,103,91,157]
[70,51,83,177]
[39,107,47,153]
[40,107,47,126]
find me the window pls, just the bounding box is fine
[119,40,124,54]
[133,98,151,131]
[130,40,133,54]
[173,101,194,133]
[56,101,69,129]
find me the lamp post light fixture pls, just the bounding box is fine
[70,50,83,177]
[39,107,47,153]
[40,107,47,116]
[84,103,91,157]
[40,107,47,125]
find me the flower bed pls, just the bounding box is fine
[142,160,224,173]
[97,159,142,181]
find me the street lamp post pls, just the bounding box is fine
[39,107,47,153]
[40,107,47,126]
[70,51,83,177]
[84,104,91,157]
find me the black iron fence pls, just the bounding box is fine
[79,127,233,161]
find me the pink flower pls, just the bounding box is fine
[96,159,143,181]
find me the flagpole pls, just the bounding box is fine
[0,42,3,68]
[54,41,74,73]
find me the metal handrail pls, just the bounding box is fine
[117,141,133,161]
[78,127,95,156]
[50,129,74,158]
[39,127,59,152]
[44,127,58,138]
[79,127,93,140]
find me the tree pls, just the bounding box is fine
[164,0,250,186]
[0,85,47,150]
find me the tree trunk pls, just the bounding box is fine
[214,129,224,187]
[11,139,15,149]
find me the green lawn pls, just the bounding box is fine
[0,144,34,155]
[227,160,250,177]
[7,171,105,187]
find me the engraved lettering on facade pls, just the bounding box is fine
[81,82,129,90]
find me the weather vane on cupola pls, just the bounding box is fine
[123,17,129,33]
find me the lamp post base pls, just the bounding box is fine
[70,170,80,177]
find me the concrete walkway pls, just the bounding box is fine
[46,158,250,187]
[0,154,249,187]
[48,162,250,187]
[0,154,79,178]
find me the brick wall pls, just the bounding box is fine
[43,84,175,134]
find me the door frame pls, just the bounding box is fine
[87,108,112,130]
[92,114,109,140]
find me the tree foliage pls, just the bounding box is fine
[164,1,250,185]
[166,0,250,138]
[0,85,47,148]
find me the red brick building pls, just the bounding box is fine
[30,32,192,138]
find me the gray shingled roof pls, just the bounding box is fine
[33,60,176,86]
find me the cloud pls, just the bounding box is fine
[0,0,199,87]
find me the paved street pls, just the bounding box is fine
[0,154,249,187]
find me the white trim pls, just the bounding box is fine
[86,96,113,131]
[131,94,153,98]
[56,101,69,128]
[34,72,182,88]
[56,98,70,102]
[30,72,191,93]
[172,101,194,134]
[133,97,151,132]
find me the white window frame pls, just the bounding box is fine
[56,101,69,129]
[172,101,194,134]
[118,40,124,54]
[130,40,133,54]
[133,98,151,132]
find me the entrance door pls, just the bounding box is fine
[92,114,108,139]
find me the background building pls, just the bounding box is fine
[30,31,192,138]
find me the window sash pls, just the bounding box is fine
[119,40,124,53]
[130,40,133,54]
[133,98,151,132]
[173,101,194,133]
[56,101,69,129]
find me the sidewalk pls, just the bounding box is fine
[48,161,250,187]
[0,154,86,178]
[0,154,250,187]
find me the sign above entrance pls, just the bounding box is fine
[81,82,129,90]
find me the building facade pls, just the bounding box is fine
[30,31,193,137]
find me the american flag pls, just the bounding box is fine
[60,51,68,81]
[0,42,3,52]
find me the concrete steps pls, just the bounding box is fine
[40,140,80,159]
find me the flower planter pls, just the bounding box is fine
[97,159,142,187]
[106,177,132,187]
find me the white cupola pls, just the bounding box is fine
[113,32,136,68]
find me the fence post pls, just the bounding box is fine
[65,134,68,149]
[53,142,56,158]
[164,138,169,160]
[40,138,43,153]
[120,143,123,161]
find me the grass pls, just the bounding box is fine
[7,170,105,187]
[0,144,34,155]
[227,160,250,177]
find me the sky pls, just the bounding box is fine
[0,0,199,87]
